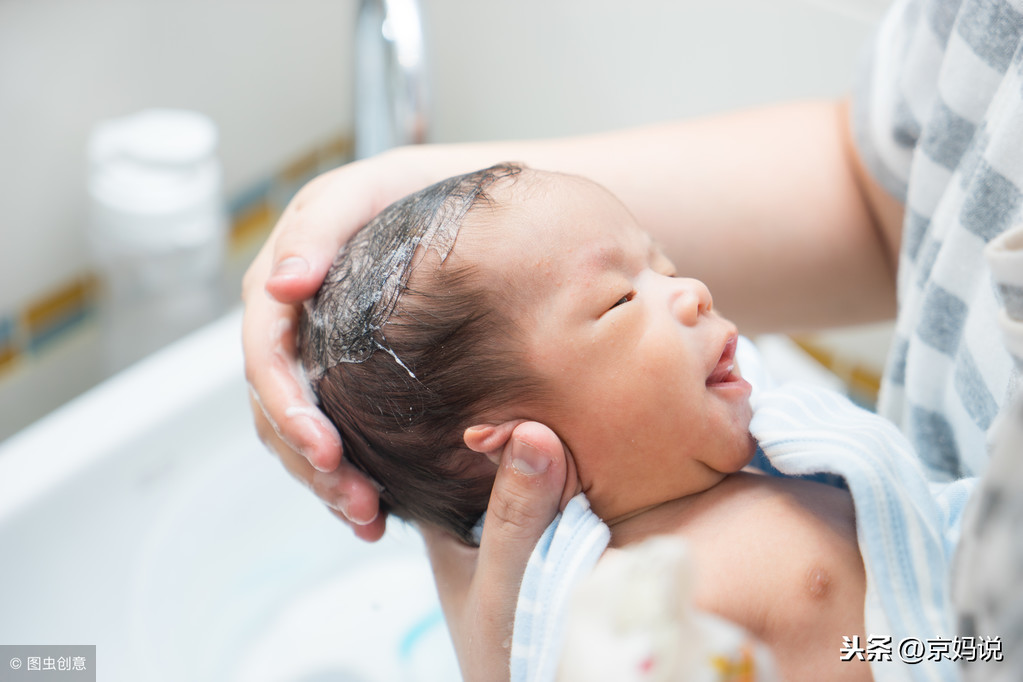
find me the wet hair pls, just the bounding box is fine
[299,164,545,543]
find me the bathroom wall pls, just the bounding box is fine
[0,0,887,441]
[0,0,356,439]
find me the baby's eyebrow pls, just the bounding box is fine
[582,238,638,272]
[577,229,654,276]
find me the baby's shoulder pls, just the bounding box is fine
[684,474,868,678]
[613,472,868,678]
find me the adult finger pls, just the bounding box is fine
[242,284,344,473]
[265,149,444,304]
[264,170,359,304]
[249,390,384,537]
[475,421,569,588]
[426,421,570,681]
[265,155,425,304]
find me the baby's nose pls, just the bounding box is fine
[671,278,713,326]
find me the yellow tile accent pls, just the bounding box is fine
[2,131,354,387]
[790,335,882,405]
[848,365,882,399]
[229,199,277,251]
[279,148,322,185]
[319,134,353,165]
[24,274,99,334]
[0,344,20,377]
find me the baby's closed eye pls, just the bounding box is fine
[609,292,635,310]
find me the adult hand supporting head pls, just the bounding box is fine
[242,149,435,541]
[243,145,574,678]
[423,421,573,682]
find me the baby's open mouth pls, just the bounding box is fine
[706,335,740,386]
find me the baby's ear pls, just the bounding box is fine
[463,420,526,465]
[467,420,581,512]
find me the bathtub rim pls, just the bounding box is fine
[0,305,245,521]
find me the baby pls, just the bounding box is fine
[300,164,873,680]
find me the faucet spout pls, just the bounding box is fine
[354,0,429,160]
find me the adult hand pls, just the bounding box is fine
[242,150,434,540]
[424,421,576,682]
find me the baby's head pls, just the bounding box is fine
[301,164,756,542]
[300,164,540,542]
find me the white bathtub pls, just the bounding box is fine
[0,309,461,681]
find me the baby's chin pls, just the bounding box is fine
[738,430,759,468]
[715,429,758,477]
[726,400,757,466]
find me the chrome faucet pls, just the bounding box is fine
[354,0,429,160]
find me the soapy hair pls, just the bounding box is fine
[300,164,545,543]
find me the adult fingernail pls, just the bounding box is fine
[340,500,378,526]
[348,509,379,526]
[332,495,352,518]
[271,256,309,279]
[308,455,335,473]
[511,439,550,476]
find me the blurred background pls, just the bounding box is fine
[0,0,892,439]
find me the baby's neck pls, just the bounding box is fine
[606,470,754,548]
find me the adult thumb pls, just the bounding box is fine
[425,422,574,681]
[476,422,570,591]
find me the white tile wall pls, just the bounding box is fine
[0,0,354,313]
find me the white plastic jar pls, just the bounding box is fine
[87,108,227,373]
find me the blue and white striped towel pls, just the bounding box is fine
[510,382,975,682]
[750,383,975,682]
[509,493,610,682]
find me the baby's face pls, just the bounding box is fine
[459,172,757,523]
